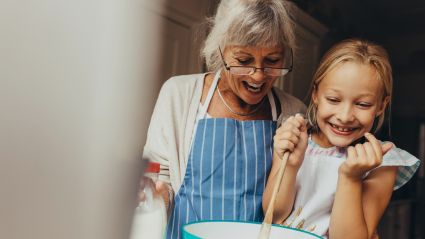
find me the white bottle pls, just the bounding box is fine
[129,162,167,239]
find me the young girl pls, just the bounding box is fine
[263,39,420,239]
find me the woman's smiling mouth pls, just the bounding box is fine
[242,80,264,93]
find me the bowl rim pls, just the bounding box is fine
[182,220,323,239]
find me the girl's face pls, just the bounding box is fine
[220,46,285,105]
[312,62,389,148]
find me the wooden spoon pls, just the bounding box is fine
[257,151,290,239]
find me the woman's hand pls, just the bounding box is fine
[339,133,393,181]
[273,113,308,168]
[138,177,171,209]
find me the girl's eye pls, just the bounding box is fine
[326,97,340,103]
[357,102,372,108]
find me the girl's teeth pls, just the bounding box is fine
[331,123,353,132]
[338,127,349,132]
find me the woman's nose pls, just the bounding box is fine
[250,67,266,82]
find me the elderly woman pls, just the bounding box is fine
[141,0,305,238]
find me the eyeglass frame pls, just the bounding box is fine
[218,46,293,77]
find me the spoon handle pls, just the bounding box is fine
[257,151,290,239]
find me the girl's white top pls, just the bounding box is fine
[283,135,420,238]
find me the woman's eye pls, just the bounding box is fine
[265,58,281,65]
[236,58,252,65]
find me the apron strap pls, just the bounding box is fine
[199,70,221,118]
[200,70,278,121]
[267,90,277,121]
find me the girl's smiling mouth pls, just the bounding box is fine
[329,123,358,135]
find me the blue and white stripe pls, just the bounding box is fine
[165,118,277,239]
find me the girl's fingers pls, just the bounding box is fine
[274,130,300,145]
[347,146,357,159]
[281,131,299,142]
[364,132,393,157]
[275,114,307,156]
[363,142,378,165]
[278,115,306,139]
[283,116,302,129]
[277,127,300,138]
[364,133,382,159]
[355,144,367,162]
[281,116,295,127]
[291,127,301,136]
[381,142,393,155]
[291,116,304,128]
[363,142,374,158]
[276,140,295,152]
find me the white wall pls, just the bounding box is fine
[0,0,165,238]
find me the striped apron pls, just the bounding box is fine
[166,72,278,238]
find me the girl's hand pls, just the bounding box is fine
[273,114,308,168]
[339,133,393,181]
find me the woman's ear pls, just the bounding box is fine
[376,96,390,116]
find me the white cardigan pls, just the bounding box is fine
[142,73,306,195]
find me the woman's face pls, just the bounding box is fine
[220,45,286,105]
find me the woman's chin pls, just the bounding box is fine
[239,95,262,106]
[242,90,268,105]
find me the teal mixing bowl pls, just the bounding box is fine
[182,220,323,239]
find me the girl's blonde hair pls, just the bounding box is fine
[202,0,295,72]
[306,38,393,133]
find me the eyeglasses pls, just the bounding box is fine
[219,47,293,77]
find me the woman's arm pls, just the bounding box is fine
[329,133,397,239]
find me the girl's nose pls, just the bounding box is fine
[336,104,355,123]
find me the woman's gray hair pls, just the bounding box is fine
[202,0,295,72]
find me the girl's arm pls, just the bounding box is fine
[329,133,397,239]
[263,152,301,223]
[262,114,307,223]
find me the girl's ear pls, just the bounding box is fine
[312,85,318,105]
[376,96,390,116]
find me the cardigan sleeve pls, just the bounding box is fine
[141,74,202,213]
[142,78,184,213]
[274,87,307,125]
[142,79,179,185]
